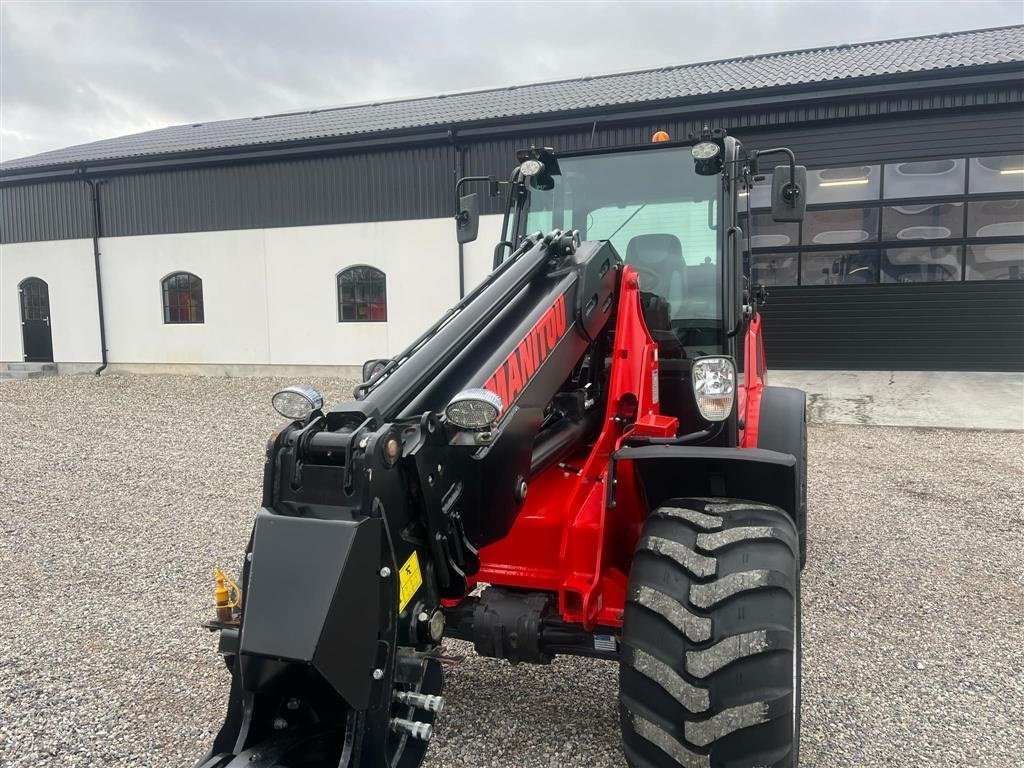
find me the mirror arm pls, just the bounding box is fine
[755,147,801,206]
[455,175,509,214]
[454,176,496,220]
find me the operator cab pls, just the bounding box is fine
[507,138,735,437]
[455,130,805,439]
[511,143,725,361]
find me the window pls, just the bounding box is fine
[524,146,723,355]
[806,165,880,204]
[751,253,798,286]
[969,155,1024,194]
[748,154,1024,287]
[19,277,49,320]
[746,172,774,209]
[587,201,718,268]
[884,159,965,199]
[801,249,879,285]
[882,246,962,283]
[587,200,718,323]
[161,272,204,324]
[967,199,1024,238]
[748,213,798,249]
[803,208,879,245]
[882,202,964,241]
[966,243,1024,281]
[338,266,387,322]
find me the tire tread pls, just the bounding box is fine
[619,498,800,768]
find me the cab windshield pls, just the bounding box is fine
[522,146,722,355]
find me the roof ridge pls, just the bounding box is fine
[178,24,1024,126]
[509,23,1024,93]
[3,24,1022,172]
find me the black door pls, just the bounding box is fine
[19,277,53,363]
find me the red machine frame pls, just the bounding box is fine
[456,266,768,629]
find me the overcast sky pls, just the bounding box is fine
[1,0,1022,162]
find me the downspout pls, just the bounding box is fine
[80,172,109,375]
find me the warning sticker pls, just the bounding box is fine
[397,550,423,613]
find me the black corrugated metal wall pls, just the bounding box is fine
[461,96,1024,212]
[0,179,92,242]
[759,283,1024,371]
[100,145,456,235]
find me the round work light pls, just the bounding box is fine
[444,388,504,430]
[691,141,723,176]
[271,384,324,421]
[691,141,721,160]
[519,159,545,177]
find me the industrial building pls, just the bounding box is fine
[2,25,1022,374]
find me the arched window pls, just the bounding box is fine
[161,272,204,324]
[337,266,387,322]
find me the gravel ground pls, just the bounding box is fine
[1,374,1022,767]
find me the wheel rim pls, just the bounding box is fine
[388,657,443,768]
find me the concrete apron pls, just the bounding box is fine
[771,370,1024,431]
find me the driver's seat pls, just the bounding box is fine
[625,234,686,314]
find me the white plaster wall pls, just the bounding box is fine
[99,229,270,364]
[0,238,101,363]
[263,218,461,366]
[1,215,509,370]
[461,214,504,292]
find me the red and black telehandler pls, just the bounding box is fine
[196,128,810,768]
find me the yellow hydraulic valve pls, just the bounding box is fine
[214,567,241,623]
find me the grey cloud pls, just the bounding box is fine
[2,0,1022,161]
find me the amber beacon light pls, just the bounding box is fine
[651,130,670,143]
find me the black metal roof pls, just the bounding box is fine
[3,25,1023,174]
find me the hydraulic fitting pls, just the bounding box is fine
[393,691,445,713]
[214,567,240,624]
[215,569,232,623]
[390,717,433,742]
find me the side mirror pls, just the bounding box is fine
[455,192,480,244]
[771,164,807,222]
[361,358,390,383]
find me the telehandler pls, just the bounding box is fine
[197,127,809,768]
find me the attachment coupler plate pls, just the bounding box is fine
[238,509,383,709]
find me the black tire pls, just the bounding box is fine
[619,498,801,768]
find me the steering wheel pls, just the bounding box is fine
[631,263,664,294]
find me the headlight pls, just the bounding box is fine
[444,388,503,430]
[271,384,324,421]
[691,141,721,161]
[692,141,723,176]
[691,357,735,422]
[519,159,545,177]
